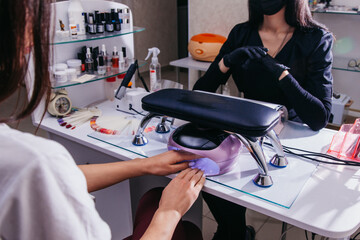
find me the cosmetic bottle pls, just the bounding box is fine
[98,56,106,75]
[112,46,119,69]
[85,47,94,73]
[87,14,96,34]
[122,47,128,67]
[92,46,99,71]
[111,9,116,29]
[119,51,125,70]
[68,0,86,35]
[100,44,110,72]
[83,13,88,33]
[114,12,121,31]
[96,13,104,34]
[145,47,161,92]
[105,13,114,32]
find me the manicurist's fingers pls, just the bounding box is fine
[170,162,189,172]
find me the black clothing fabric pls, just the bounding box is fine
[193,22,334,131]
[202,192,247,240]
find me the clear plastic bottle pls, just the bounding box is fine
[145,47,161,92]
[85,48,94,74]
[104,77,116,101]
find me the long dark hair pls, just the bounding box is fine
[0,0,52,123]
[248,0,328,30]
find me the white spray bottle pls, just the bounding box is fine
[145,47,161,92]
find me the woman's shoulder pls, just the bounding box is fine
[0,124,75,172]
[297,27,333,43]
[230,22,253,33]
[295,27,333,53]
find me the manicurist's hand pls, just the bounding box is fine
[140,168,205,240]
[260,54,290,80]
[223,46,267,68]
[143,150,202,176]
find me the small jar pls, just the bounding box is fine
[54,71,67,83]
[54,63,68,72]
[66,59,82,75]
[65,68,77,81]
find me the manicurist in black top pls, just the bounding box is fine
[194,0,334,239]
[194,0,333,132]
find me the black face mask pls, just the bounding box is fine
[260,0,285,15]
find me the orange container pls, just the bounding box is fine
[188,33,227,62]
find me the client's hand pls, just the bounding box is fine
[260,54,290,80]
[159,168,205,217]
[144,150,201,176]
[140,168,205,239]
[223,46,267,68]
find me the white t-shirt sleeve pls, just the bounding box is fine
[0,127,111,240]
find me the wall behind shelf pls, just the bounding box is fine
[116,0,178,71]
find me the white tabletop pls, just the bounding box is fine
[169,57,211,72]
[40,100,360,239]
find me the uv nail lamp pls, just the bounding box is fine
[132,89,288,187]
[168,123,242,176]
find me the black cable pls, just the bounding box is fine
[352,231,360,240]
[128,104,146,116]
[263,142,360,167]
[136,61,150,92]
[311,232,316,240]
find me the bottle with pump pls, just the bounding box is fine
[145,47,161,92]
[85,47,94,73]
[67,0,86,35]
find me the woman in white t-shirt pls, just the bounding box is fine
[0,0,205,239]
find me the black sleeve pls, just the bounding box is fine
[192,26,238,92]
[279,32,333,131]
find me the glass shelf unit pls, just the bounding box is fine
[52,27,145,45]
[52,60,147,89]
[332,58,360,73]
[311,8,359,15]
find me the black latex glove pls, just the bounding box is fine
[223,46,267,68]
[260,55,290,80]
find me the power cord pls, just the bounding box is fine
[263,142,360,167]
[278,226,294,240]
[352,231,360,240]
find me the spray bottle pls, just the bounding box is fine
[145,47,161,92]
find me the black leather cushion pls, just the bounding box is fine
[142,89,279,137]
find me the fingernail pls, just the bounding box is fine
[189,161,195,167]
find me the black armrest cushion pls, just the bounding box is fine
[141,89,279,137]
